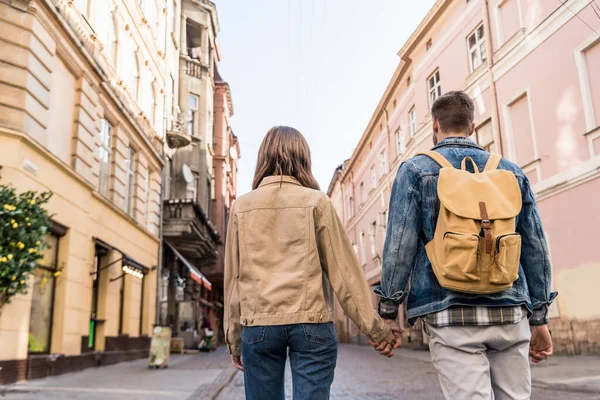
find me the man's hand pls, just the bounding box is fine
[530,325,553,363]
[370,329,398,358]
[230,355,244,371]
[384,319,403,349]
[369,319,403,357]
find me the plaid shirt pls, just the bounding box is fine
[425,305,542,327]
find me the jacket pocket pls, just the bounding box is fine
[242,326,266,345]
[441,232,480,282]
[491,233,521,284]
[302,323,336,345]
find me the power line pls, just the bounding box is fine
[558,0,600,38]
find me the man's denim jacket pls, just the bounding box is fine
[375,137,557,325]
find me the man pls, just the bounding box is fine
[375,91,556,399]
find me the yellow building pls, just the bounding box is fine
[0,0,170,383]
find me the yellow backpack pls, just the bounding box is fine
[418,151,523,294]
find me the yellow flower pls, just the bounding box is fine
[26,217,30,221]
[7,254,13,260]
[11,275,16,281]
[36,241,41,246]
[12,223,18,229]
[28,248,37,254]
[29,200,35,205]
[27,223,31,227]
[53,271,61,278]
[20,280,25,285]
[10,219,15,224]
[0,257,6,263]
[18,242,25,250]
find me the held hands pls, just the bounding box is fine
[530,325,553,363]
[230,355,244,371]
[370,319,403,358]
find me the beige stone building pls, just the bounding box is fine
[158,0,241,348]
[0,0,170,383]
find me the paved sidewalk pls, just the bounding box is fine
[0,348,235,400]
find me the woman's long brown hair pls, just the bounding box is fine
[252,126,320,190]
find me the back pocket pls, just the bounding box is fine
[491,233,521,284]
[441,232,481,282]
[302,323,336,345]
[242,326,266,345]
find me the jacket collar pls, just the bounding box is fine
[258,175,302,188]
[432,136,484,150]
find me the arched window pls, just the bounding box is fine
[151,85,157,128]
[106,13,118,66]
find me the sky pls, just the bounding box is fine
[214,0,437,195]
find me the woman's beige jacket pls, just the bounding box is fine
[224,176,390,356]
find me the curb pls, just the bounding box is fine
[189,367,238,400]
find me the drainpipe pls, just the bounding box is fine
[483,0,505,155]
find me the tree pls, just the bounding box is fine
[0,185,53,315]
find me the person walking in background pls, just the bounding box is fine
[224,126,400,400]
[375,91,557,400]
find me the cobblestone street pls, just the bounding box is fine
[2,345,599,399]
[217,345,600,400]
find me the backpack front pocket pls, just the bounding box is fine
[491,233,521,284]
[441,232,481,282]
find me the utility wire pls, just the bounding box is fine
[558,0,600,38]
[590,0,600,20]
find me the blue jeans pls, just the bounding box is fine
[242,323,338,400]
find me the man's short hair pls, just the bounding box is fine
[431,91,475,135]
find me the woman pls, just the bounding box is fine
[224,126,398,400]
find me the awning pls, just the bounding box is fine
[165,241,212,291]
[93,238,149,275]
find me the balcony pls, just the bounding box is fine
[185,57,203,79]
[162,199,220,267]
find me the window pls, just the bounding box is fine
[380,210,388,229]
[380,150,387,175]
[125,147,136,215]
[144,171,152,227]
[369,221,378,258]
[185,171,198,200]
[468,24,487,72]
[359,231,366,266]
[28,231,62,353]
[426,38,433,51]
[348,197,355,220]
[371,166,377,189]
[188,94,199,136]
[142,0,158,39]
[407,76,411,87]
[475,119,495,153]
[360,182,365,204]
[98,119,112,197]
[125,52,140,100]
[428,70,441,105]
[393,99,397,109]
[106,13,118,65]
[396,128,405,155]
[498,0,522,45]
[409,107,417,138]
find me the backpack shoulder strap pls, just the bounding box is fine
[417,151,454,169]
[484,154,502,171]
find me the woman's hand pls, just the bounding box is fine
[230,355,244,371]
[370,322,402,358]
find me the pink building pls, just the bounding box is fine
[328,0,600,354]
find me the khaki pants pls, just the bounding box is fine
[426,319,532,400]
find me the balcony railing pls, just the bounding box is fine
[185,58,203,79]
